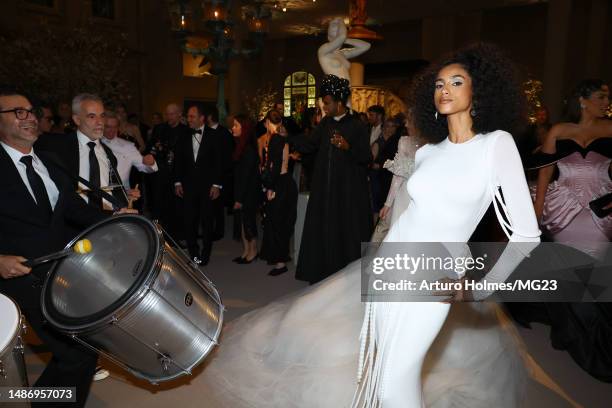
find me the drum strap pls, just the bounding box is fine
[42,152,124,210]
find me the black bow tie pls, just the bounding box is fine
[192,129,203,135]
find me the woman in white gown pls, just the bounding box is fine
[200,44,540,408]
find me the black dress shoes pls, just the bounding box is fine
[268,266,288,276]
[237,254,258,264]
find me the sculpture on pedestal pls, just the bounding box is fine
[317,17,370,84]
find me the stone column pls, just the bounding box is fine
[542,0,572,122]
[350,62,365,86]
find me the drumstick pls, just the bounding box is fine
[76,184,123,194]
[22,239,93,268]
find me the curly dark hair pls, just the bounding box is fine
[410,43,526,144]
[564,78,608,123]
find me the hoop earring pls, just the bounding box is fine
[470,109,476,117]
[434,111,438,120]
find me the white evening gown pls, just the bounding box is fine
[200,131,539,408]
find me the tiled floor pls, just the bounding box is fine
[23,231,612,407]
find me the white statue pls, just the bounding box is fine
[318,17,371,84]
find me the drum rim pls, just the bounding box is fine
[0,295,23,358]
[41,215,164,332]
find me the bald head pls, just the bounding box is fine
[165,103,182,127]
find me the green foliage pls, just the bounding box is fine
[0,23,131,106]
[243,83,279,121]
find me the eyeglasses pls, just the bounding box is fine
[0,108,36,120]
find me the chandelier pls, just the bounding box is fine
[167,0,272,121]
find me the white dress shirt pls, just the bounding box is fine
[102,136,158,188]
[1,141,59,209]
[77,130,112,208]
[369,123,382,146]
[192,125,204,161]
[175,125,222,190]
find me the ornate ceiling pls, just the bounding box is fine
[261,0,548,38]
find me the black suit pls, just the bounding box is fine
[35,132,127,209]
[0,145,107,407]
[145,122,190,239]
[174,126,232,261]
[211,125,235,240]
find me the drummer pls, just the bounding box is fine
[0,88,135,407]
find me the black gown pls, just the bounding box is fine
[290,114,373,283]
[260,134,298,264]
[233,144,261,240]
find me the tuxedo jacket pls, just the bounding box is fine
[174,126,233,193]
[0,146,107,307]
[35,132,127,208]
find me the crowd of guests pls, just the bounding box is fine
[30,78,611,282]
[0,62,610,407]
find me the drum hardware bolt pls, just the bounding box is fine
[159,356,171,372]
[21,322,27,334]
[184,292,194,307]
[0,362,6,379]
[15,338,25,354]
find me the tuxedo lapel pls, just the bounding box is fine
[0,146,49,227]
[67,133,80,186]
[195,126,213,164]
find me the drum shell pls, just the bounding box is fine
[41,216,223,384]
[0,296,29,407]
[71,245,222,382]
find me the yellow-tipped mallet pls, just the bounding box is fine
[23,239,93,267]
[73,239,92,254]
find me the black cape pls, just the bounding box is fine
[290,114,373,283]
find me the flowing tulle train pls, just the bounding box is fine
[198,259,527,408]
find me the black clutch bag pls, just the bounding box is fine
[589,192,612,218]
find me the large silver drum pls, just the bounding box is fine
[41,215,223,383]
[0,294,29,406]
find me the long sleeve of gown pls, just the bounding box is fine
[345,121,373,166]
[384,174,404,207]
[383,136,418,207]
[288,125,322,155]
[474,131,541,300]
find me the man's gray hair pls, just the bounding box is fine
[72,93,103,115]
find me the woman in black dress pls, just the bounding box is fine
[231,114,261,264]
[260,110,298,276]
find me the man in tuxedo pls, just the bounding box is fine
[174,105,232,265]
[367,104,384,146]
[35,94,132,215]
[37,104,55,135]
[145,103,190,239]
[205,106,235,241]
[0,89,132,407]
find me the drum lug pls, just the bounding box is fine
[14,337,25,354]
[159,355,171,373]
[0,360,5,379]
